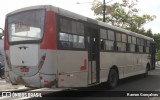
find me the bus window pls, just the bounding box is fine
[132,37,136,44]
[100,29,107,50]
[71,21,76,33]
[137,38,140,45]
[106,40,114,50]
[146,40,150,53]
[147,41,150,47]
[141,39,144,46]
[139,39,144,53]
[117,42,126,51]
[108,30,115,41]
[8,9,45,42]
[122,34,127,43]
[100,29,107,39]
[60,18,72,33]
[100,39,105,50]
[59,32,72,47]
[146,47,150,53]
[116,33,127,52]
[128,36,132,43]
[73,35,85,48]
[116,33,121,42]
[76,22,84,34]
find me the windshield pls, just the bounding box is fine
[8,9,45,42]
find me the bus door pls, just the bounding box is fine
[150,43,155,70]
[87,28,100,84]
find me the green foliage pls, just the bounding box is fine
[156,50,160,61]
[153,33,160,53]
[92,0,160,60]
[91,0,156,32]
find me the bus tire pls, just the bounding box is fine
[107,68,118,89]
[144,64,149,78]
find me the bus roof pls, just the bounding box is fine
[6,5,154,42]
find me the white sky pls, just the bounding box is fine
[0,0,160,33]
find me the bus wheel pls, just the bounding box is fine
[144,65,149,78]
[107,69,118,89]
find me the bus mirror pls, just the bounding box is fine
[0,28,4,40]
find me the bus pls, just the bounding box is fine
[4,5,155,88]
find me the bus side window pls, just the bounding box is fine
[143,40,147,53]
[146,41,150,53]
[100,39,105,50]
[107,30,115,51]
[100,29,107,50]
[132,36,136,52]
[59,32,72,47]
[139,38,144,53]
[106,40,114,51]
[127,35,132,52]
[60,18,72,33]
[136,38,140,52]
[59,17,85,49]
[73,35,85,48]
[116,33,121,51]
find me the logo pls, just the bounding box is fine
[18,46,28,50]
[2,92,11,97]
[1,92,42,98]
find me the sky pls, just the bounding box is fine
[0,0,160,34]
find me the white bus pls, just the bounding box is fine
[4,5,155,88]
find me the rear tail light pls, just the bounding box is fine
[39,76,49,84]
[44,80,49,83]
[5,55,11,69]
[38,54,46,70]
[20,67,29,72]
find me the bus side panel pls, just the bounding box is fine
[99,52,149,83]
[57,50,88,87]
[134,54,142,74]
[4,50,12,83]
[100,52,125,82]
[38,50,58,87]
[123,53,135,78]
[141,54,150,71]
[39,50,58,74]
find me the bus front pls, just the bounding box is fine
[4,6,57,88]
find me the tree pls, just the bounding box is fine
[153,33,160,52]
[91,0,156,32]
[156,50,160,61]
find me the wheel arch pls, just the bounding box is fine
[147,62,150,71]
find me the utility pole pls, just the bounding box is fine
[103,0,106,22]
[77,0,113,23]
[103,0,114,22]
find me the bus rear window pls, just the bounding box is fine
[7,9,45,42]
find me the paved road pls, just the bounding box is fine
[2,68,160,100]
[0,79,10,85]
[40,67,160,100]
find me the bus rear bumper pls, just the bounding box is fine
[6,71,57,88]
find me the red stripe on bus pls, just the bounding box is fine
[4,18,9,50]
[40,11,57,50]
[80,59,87,70]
